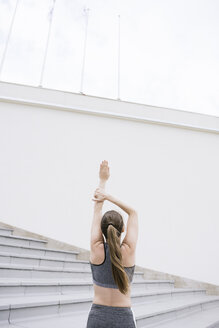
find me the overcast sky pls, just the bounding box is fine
[0,0,219,117]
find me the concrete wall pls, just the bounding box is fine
[0,81,219,286]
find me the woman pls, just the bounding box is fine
[86,160,138,328]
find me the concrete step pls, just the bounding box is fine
[0,311,88,328]
[0,263,92,280]
[2,306,218,328]
[0,251,90,270]
[0,276,203,299]
[131,287,207,305]
[0,278,175,297]
[0,243,79,260]
[133,279,175,291]
[0,224,217,328]
[207,320,219,328]
[0,312,89,327]
[0,228,13,236]
[0,263,145,280]
[0,293,218,326]
[144,306,219,328]
[0,234,47,248]
[133,296,219,327]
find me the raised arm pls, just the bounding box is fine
[93,188,139,252]
[106,193,136,216]
[90,161,110,247]
[106,193,138,251]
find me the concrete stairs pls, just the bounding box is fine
[0,226,219,327]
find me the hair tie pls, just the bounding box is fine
[107,223,121,236]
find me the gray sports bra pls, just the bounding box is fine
[89,240,135,289]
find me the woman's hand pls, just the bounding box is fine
[92,187,109,202]
[99,160,110,181]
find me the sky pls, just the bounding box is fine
[0,0,219,117]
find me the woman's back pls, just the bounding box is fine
[90,240,136,307]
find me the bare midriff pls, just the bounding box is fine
[92,283,132,307]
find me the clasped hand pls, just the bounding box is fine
[92,187,108,202]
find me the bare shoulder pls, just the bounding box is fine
[121,242,136,267]
[121,210,138,260]
[89,241,105,265]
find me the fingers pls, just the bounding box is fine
[100,160,109,167]
[93,187,106,198]
[92,198,104,202]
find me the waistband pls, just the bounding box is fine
[91,303,132,313]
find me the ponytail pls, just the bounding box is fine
[107,224,130,295]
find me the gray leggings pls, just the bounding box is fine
[86,303,137,328]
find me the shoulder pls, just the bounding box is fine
[121,242,135,267]
[121,241,135,255]
[90,241,105,265]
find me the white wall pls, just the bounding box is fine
[0,81,219,286]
